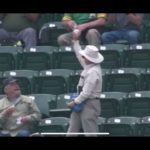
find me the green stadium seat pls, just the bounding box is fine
[104,68,143,92]
[123,44,150,68]
[36,117,70,135]
[138,116,150,136]
[17,46,58,70]
[123,91,150,117]
[97,117,106,133]
[100,92,127,117]
[0,46,22,71]
[50,93,72,118]
[29,94,57,118]
[39,21,69,46]
[3,70,38,94]
[33,69,74,95]
[103,117,140,136]
[52,46,82,70]
[140,68,150,91]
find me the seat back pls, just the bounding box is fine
[123,91,150,117]
[103,117,140,136]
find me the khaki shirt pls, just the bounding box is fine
[0,95,41,136]
[73,41,103,104]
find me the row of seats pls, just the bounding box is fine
[1,44,150,71]
[1,68,150,95]
[19,91,150,118]
[33,116,150,136]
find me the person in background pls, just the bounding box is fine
[0,13,40,48]
[0,77,41,137]
[67,29,104,136]
[58,13,107,48]
[101,13,143,44]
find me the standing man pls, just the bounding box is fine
[0,77,41,137]
[58,13,107,48]
[67,30,104,136]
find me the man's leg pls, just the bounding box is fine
[81,100,100,136]
[67,112,82,136]
[125,30,140,44]
[101,30,123,44]
[16,129,31,137]
[17,27,37,48]
[0,29,10,40]
[57,32,72,46]
[85,29,101,48]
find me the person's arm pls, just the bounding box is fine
[62,13,77,30]
[24,13,40,22]
[127,13,143,26]
[0,105,15,124]
[21,99,41,124]
[74,71,98,104]
[72,40,85,69]
[76,13,107,32]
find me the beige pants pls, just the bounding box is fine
[57,29,101,48]
[67,99,101,136]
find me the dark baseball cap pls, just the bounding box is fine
[2,77,18,88]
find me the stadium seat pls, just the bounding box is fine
[50,93,72,118]
[39,21,69,46]
[138,116,150,136]
[52,46,82,70]
[103,117,140,136]
[123,44,150,68]
[0,72,4,94]
[100,44,129,69]
[3,70,38,94]
[33,69,74,95]
[17,46,58,70]
[0,46,22,71]
[100,92,127,117]
[140,68,150,91]
[36,117,70,135]
[97,117,106,133]
[104,68,143,92]
[29,94,57,118]
[123,91,150,117]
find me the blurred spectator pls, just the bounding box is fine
[0,77,41,137]
[0,13,40,48]
[57,13,107,48]
[101,13,143,44]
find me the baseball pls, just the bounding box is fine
[73,29,80,33]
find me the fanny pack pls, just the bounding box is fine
[70,93,85,112]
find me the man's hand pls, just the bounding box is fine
[72,29,81,41]
[67,20,77,30]
[76,24,87,32]
[20,116,30,124]
[67,101,76,109]
[4,105,15,116]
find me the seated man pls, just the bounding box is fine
[101,13,143,44]
[0,13,40,48]
[57,13,107,48]
[0,77,41,137]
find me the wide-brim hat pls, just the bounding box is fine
[79,45,104,64]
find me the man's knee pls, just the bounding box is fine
[87,29,99,37]
[57,34,71,46]
[23,28,36,36]
[127,31,140,43]
[16,129,31,137]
